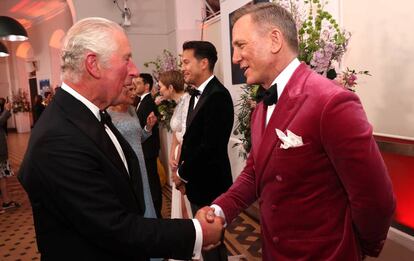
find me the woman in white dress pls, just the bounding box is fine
[158,70,193,220]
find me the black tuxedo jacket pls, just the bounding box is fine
[136,93,162,217]
[179,76,234,206]
[18,88,195,261]
[136,94,160,159]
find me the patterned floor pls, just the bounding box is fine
[0,132,262,260]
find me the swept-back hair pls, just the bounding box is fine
[182,41,218,72]
[139,73,154,91]
[61,17,124,83]
[231,2,298,53]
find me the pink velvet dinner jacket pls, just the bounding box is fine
[214,63,395,261]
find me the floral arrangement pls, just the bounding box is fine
[233,0,370,157]
[144,49,182,82]
[233,85,263,158]
[154,93,177,131]
[11,88,31,113]
[336,68,371,92]
[144,49,182,131]
[274,0,349,78]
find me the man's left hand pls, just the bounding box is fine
[145,112,157,131]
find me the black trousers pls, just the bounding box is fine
[144,156,162,218]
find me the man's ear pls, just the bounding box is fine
[200,58,210,71]
[85,53,100,79]
[270,28,283,54]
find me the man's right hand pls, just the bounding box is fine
[195,207,224,249]
[169,158,178,172]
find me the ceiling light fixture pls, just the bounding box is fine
[113,0,131,27]
[0,16,29,41]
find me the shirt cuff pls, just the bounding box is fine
[176,170,188,183]
[211,204,227,227]
[192,219,202,259]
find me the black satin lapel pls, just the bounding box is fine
[53,89,130,181]
[109,126,145,210]
[186,77,216,128]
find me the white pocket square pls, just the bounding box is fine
[275,129,304,149]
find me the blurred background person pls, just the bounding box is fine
[0,99,21,214]
[108,84,161,261]
[32,94,45,125]
[133,73,162,217]
[42,91,53,106]
[177,40,234,261]
[158,70,192,221]
[0,97,8,135]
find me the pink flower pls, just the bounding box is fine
[346,74,357,86]
[154,96,165,105]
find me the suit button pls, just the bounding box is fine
[275,175,283,182]
[273,236,279,243]
[271,204,277,210]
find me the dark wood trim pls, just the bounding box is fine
[375,135,414,157]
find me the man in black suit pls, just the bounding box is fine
[18,17,223,261]
[133,73,162,217]
[175,41,234,261]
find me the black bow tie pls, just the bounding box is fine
[263,83,278,106]
[99,110,112,126]
[188,88,201,98]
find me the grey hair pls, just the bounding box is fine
[61,17,124,83]
[231,2,299,53]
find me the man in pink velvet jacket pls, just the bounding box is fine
[209,3,396,260]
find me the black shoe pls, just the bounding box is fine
[2,201,21,209]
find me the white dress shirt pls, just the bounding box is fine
[266,58,301,126]
[61,83,129,174]
[212,58,301,225]
[191,74,214,109]
[136,92,151,111]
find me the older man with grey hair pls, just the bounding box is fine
[18,17,223,261]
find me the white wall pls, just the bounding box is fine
[29,7,73,89]
[342,0,414,139]
[71,0,173,73]
[0,56,12,99]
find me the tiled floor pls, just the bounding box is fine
[0,132,40,260]
[0,132,262,260]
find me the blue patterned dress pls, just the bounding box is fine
[108,106,157,219]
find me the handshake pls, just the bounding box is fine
[195,206,225,250]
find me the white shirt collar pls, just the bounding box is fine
[140,92,150,100]
[61,82,101,121]
[195,74,214,94]
[270,58,301,99]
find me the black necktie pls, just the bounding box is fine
[99,110,132,174]
[99,110,112,126]
[263,83,278,106]
[134,96,141,107]
[99,110,144,204]
[99,110,145,211]
[188,88,201,98]
[187,88,201,117]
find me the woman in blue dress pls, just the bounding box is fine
[108,85,162,261]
